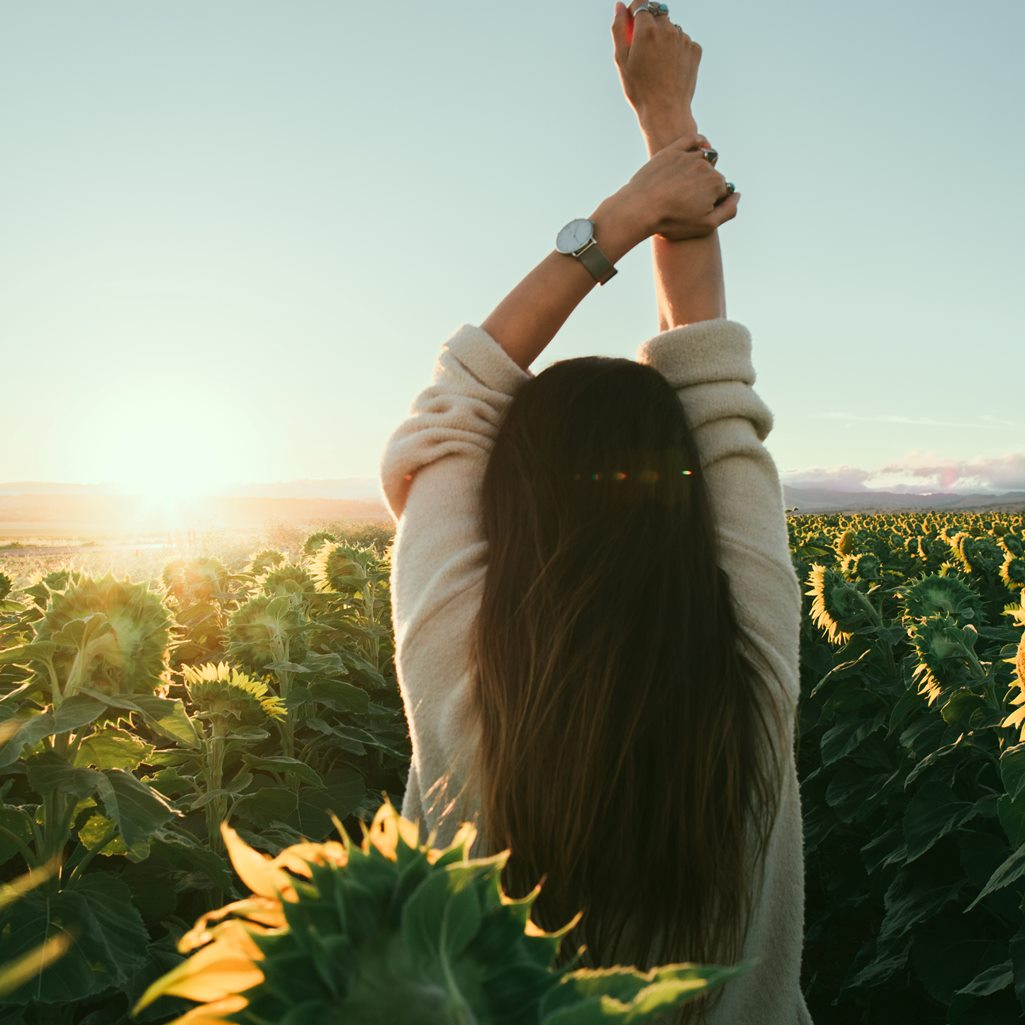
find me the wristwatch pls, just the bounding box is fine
[555,218,617,285]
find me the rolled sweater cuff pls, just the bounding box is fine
[636,318,774,444]
[439,323,535,392]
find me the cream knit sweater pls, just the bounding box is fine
[379,318,813,1025]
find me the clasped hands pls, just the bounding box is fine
[610,0,738,242]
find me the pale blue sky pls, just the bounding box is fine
[1,0,1022,494]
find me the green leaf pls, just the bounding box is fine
[940,688,987,726]
[0,642,56,666]
[903,782,993,863]
[295,775,366,838]
[306,678,371,714]
[878,868,964,944]
[0,696,106,769]
[73,727,154,771]
[148,828,234,892]
[0,873,149,1004]
[23,753,99,800]
[1000,743,1025,803]
[131,695,200,749]
[954,960,1013,997]
[242,754,324,788]
[92,769,178,847]
[820,718,884,767]
[965,842,1025,911]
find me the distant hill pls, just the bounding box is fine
[1,480,1023,519]
[0,479,385,501]
[783,485,1025,514]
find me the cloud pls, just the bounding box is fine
[782,452,1025,494]
[878,452,1025,492]
[780,465,874,492]
[811,411,1020,430]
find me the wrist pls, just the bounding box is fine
[639,113,699,154]
[589,186,657,260]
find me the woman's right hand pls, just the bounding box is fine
[621,135,738,241]
[612,1,703,153]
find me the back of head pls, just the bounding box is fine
[471,354,791,1022]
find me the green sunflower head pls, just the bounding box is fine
[258,564,319,602]
[948,533,1003,577]
[1000,534,1024,559]
[1001,553,1025,592]
[835,529,855,556]
[900,574,985,626]
[0,572,12,602]
[162,557,230,605]
[33,573,171,697]
[301,531,338,557]
[909,616,978,706]
[133,800,742,1025]
[247,549,287,577]
[805,564,877,646]
[24,568,83,610]
[310,542,375,596]
[227,595,308,676]
[181,661,286,723]
[840,552,882,582]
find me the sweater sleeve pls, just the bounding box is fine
[637,318,802,704]
[378,323,533,829]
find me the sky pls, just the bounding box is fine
[1,0,1023,496]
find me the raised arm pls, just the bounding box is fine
[479,135,738,372]
[612,1,733,330]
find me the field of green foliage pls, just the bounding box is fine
[1,511,1023,1024]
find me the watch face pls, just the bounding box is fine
[556,218,594,254]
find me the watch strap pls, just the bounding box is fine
[576,239,618,286]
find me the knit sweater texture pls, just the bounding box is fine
[379,318,813,1025]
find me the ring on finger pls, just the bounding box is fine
[701,148,719,166]
[633,2,654,14]
[725,181,736,195]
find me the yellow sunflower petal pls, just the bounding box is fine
[272,840,348,878]
[134,935,264,1012]
[163,994,249,1025]
[179,896,286,953]
[1002,706,1025,730]
[220,823,293,899]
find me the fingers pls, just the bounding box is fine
[708,191,741,228]
[611,2,631,61]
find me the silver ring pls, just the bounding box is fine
[702,149,719,166]
[633,3,654,14]
[725,182,736,195]
[653,2,669,14]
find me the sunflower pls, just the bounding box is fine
[908,617,979,707]
[33,574,170,697]
[309,542,375,596]
[182,662,286,723]
[246,549,286,577]
[257,564,318,602]
[805,564,880,646]
[899,574,984,627]
[163,558,230,606]
[226,595,308,676]
[301,531,338,557]
[134,800,741,1025]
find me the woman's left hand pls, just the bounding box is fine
[611,1,703,154]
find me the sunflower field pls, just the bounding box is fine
[1,511,1024,1023]
[793,511,1025,1023]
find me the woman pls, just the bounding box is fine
[379,3,811,1023]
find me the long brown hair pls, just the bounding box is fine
[470,355,794,1021]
